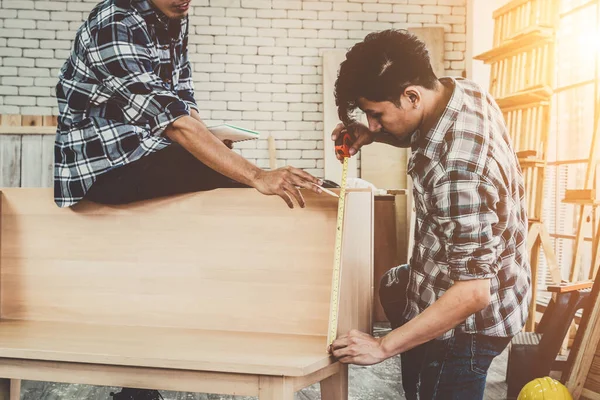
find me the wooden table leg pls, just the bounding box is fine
[259,376,294,400]
[0,379,20,400]
[320,364,348,400]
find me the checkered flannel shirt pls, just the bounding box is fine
[403,77,531,339]
[55,0,197,207]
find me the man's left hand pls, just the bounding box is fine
[328,329,389,366]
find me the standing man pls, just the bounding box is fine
[329,30,531,400]
[56,0,323,210]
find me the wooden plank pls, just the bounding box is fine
[320,364,348,400]
[0,320,331,377]
[0,358,260,396]
[292,362,340,392]
[259,376,294,400]
[373,196,399,322]
[337,190,374,337]
[322,50,358,184]
[547,281,593,293]
[0,189,337,336]
[41,135,54,188]
[0,116,21,127]
[408,27,445,77]
[0,189,373,339]
[20,135,43,188]
[21,116,42,127]
[42,116,58,127]
[0,136,21,188]
[0,127,56,135]
[565,276,600,397]
[582,388,600,400]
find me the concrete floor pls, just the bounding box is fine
[19,325,509,400]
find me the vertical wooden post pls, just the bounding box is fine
[258,376,294,400]
[320,364,349,400]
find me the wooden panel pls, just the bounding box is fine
[322,50,358,184]
[0,188,373,340]
[0,358,260,396]
[41,135,54,188]
[20,116,42,128]
[0,320,331,376]
[408,27,446,77]
[0,136,21,188]
[336,191,374,337]
[20,135,43,188]
[0,116,21,127]
[42,116,58,127]
[361,144,408,189]
[373,196,400,322]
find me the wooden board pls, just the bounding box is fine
[0,320,331,377]
[0,136,21,188]
[322,50,358,185]
[41,135,54,188]
[20,136,43,188]
[0,188,372,339]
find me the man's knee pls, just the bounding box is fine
[379,264,410,328]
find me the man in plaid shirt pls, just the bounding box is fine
[56,0,323,210]
[329,30,531,399]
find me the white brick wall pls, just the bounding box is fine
[0,0,467,177]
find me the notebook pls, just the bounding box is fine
[208,123,260,143]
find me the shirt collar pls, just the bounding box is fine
[131,0,176,32]
[411,76,465,161]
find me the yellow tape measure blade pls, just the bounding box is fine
[327,157,348,348]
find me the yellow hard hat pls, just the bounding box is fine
[517,377,572,400]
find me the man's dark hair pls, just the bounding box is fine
[335,29,438,125]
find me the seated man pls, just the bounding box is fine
[55,1,324,399]
[55,0,322,211]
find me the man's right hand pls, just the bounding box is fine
[252,166,324,209]
[331,122,378,161]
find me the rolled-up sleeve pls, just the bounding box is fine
[430,169,501,281]
[87,21,190,137]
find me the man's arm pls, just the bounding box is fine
[330,279,490,365]
[88,21,322,208]
[165,115,323,208]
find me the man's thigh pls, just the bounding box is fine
[86,144,249,204]
[419,334,510,400]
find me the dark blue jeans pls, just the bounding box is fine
[379,265,511,400]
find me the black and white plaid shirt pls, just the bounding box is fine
[404,77,531,339]
[55,0,197,207]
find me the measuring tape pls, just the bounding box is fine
[327,130,353,347]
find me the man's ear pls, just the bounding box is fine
[404,87,421,108]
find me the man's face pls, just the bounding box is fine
[150,0,191,19]
[358,92,422,140]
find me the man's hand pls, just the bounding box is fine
[331,122,377,161]
[328,330,389,366]
[252,166,323,209]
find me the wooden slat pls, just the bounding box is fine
[547,281,593,293]
[0,320,331,377]
[474,27,553,63]
[42,116,57,127]
[495,85,553,109]
[20,116,42,128]
[41,135,54,188]
[0,136,21,188]
[0,358,260,396]
[0,189,373,339]
[20,135,43,188]
[0,116,21,127]
[0,127,56,135]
